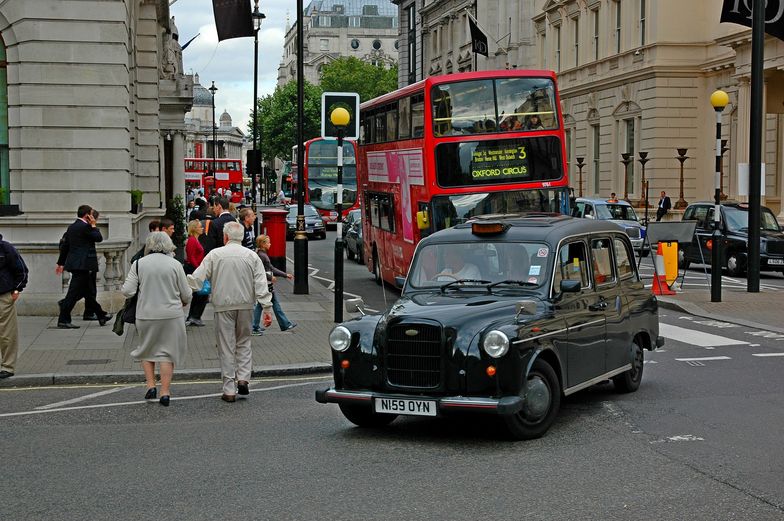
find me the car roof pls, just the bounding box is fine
[575,197,632,206]
[420,214,626,246]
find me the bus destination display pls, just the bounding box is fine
[470,143,529,180]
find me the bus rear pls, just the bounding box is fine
[305,138,359,227]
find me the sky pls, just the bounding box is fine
[171,0,293,134]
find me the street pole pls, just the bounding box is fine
[620,153,632,202]
[675,148,688,209]
[330,108,350,323]
[209,81,217,188]
[575,157,584,198]
[639,152,649,224]
[748,0,764,293]
[294,0,308,294]
[710,90,728,303]
[251,2,264,235]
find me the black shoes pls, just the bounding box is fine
[144,387,157,400]
[237,381,249,395]
[221,394,236,403]
[159,395,170,407]
[57,322,80,329]
[97,313,113,327]
[82,313,99,321]
[0,371,14,379]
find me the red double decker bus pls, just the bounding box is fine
[184,158,244,193]
[358,69,570,285]
[291,138,359,227]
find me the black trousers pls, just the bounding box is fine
[187,292,209,320]
[656,208,667,221]
[59,270,106,323]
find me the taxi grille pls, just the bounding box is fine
[385,324,442,388]
[625,227,641,240]
[767,242,784,255]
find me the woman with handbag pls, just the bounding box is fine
[121,232,191,406]
[185,219,208,326]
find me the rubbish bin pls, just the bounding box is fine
[261,208,288,272]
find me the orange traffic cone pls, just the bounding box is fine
[652,242,676,296]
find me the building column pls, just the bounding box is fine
[172,131,186,200]
[735,76,751,201]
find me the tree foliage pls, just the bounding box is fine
[319,57,398,103]
[250,80,323,164]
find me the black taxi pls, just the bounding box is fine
[316,215,663,439]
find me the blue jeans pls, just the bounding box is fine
[252,291,293,331]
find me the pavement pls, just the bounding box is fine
[2,269,782,388]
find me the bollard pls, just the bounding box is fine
[261,208,289,273]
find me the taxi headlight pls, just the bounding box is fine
[483,330,509,358]
[329,325,352,352]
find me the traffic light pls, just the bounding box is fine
[321,92,360,140]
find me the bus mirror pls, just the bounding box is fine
[416,210,430,230]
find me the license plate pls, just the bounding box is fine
[375,397,436,416]
[769,258,784,266]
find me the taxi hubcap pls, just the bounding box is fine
[524,375,551,420]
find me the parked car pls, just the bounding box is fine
[679,201,784,276]
[316,215,663,440]
[286,204,326,240]
[342,209,363,263]
[572,198,649,256]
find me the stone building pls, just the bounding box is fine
[277,0,399,87]
[392,0,784,220]
[0,0,192,314]
[184,75,245,164]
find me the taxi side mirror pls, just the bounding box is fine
[345,297,366,316]
[394,276,406,289]
[560,280,581,293]
[416,210,430,230]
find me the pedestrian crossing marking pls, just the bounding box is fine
[660,324,749,347]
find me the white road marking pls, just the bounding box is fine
[752,353,784,357]
[0,380,330,419]
[660,324,749,347]
[675,356,731,362]
[35,386,130,410]
[643,360,658,364]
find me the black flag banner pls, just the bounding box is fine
[468,16,489,57]
[720,0,784,42]
[213,0,254,41]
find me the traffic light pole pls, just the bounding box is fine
[334,128,344,323]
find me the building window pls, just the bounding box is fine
[555,25,561,72]
[373,39,381,50]
[351,38,360,50]
[592,124,601,194]
[349,16,360,28]
[573,16,579,68]
[640,0,646,46]
[320,39,329,51]
[406,3,417,85]
[615,1,622,54]
[592,9,600,61]
[320,16,331,27]
[539,32,547,69]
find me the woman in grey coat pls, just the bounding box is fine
[122,232,192,406]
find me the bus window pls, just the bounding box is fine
[495,78,558,131]
[431,80,495,136]
[398,97,411,139]
[386,105,398,141]
[374,112,386,143]
[411,93,425,137]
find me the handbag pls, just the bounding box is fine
[122,260,141,324]
[195,279,211,296]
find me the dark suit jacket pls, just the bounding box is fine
[57,219,103,272]
[204,212,237,253]
[659,197,672,211]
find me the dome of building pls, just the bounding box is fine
[192,74,214,107]
[220,110,232,127]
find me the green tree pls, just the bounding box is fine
[319,57,398,103]
[249,80,323,164]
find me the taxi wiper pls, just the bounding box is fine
[439,279,491,293]
[487,280,539,293]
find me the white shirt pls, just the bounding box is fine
[436,262,482,281]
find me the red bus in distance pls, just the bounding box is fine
[184,158,244,193]
[358,69,570,286]
[291,137,359,227]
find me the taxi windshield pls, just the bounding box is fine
[407,241,551,290]
[597,203,639,221]
[430,190,565,230]
[724,206,781,232]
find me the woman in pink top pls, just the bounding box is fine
[185,219,208,326]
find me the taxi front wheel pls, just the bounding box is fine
[503,359,561,440]
[339,403,397,428]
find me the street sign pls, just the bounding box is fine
[321,92,360,140]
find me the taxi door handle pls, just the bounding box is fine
[589,301,608,312]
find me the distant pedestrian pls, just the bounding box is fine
[160,218,175,237]
[252,234,296,335]
[80,209,104,322]
[0,234,28,378]
[56,205,112,328]
[121,232,192,406]
[607,193,619,203]
[130,220,162,263]
[204,196,235,253]
[239,207,256,249]
[188,221,272,402]
[184,219,208,327]
[656,191,672,221]
[245,189,252,205]
[276,189,286,205]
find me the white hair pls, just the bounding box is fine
[144,231,176,255]
[223,220,244,242]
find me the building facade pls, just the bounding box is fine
[184,75,245,163]
[0,0,192,314]
[277,0,399,86]
[392,0,784,221]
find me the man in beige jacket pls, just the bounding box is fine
[188,221,273,401]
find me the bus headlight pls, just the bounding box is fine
[329,326,352,352]
[483,330,509,358]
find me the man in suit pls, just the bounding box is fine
[56,205,112,328]
[204,196,236,254]
[656,191,672,221]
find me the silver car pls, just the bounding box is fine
[572,198,649,256]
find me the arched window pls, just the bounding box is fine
[0,36,8,204]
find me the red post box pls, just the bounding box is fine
[261,208,289,273]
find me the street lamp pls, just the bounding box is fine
[208,81,218,183]
[575,157,585,198]
[251,0,265,234]
[620,153,633,202]
[720,139,729,200]
[638,151,650,224]
[710,89,729,303]
[331,107,350,323]
[294,0,308,294]
[674,148,689,209]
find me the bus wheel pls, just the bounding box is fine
[372,249,382,285]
